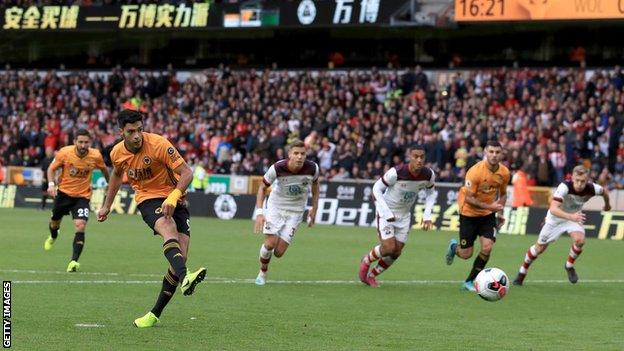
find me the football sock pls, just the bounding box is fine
[362,245,381,265]
[71,232,85,261]
[370,256,396,277]
[466,253,489,282]
[519,245,539,275]
[565,244,583,269]
[151,268,178,318]
[49,223,59,239]
[163,239,187,283]
[259,244,272,273]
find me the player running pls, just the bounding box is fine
[97,109,206,328]
[44,129,109,272]
[513,165,611,286]
[359,145,437,288]
[445,141,510,291]
[253,140,320,286]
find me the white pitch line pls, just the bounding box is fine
[127,273,168,277]
[75,323,105,328]
[1,269,119,276]
[5,269,624,285]
[12,279,624,285]
[2,269,257,282]
[2,269,234,280]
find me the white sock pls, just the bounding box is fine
[259,244,273,274]
[260,244,273,259]
[363,245,381,265]
[566,244,582,269]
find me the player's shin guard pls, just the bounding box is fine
[466,253,489,282]
[151,269,178,318]
[49,223,59,239]
[370,256,396,277]
[259,244,273,273]
[565,244,583,269]
[163,239,187,283]
[362,245,381,265]
[71,232,85,261]
[519,245,539,275]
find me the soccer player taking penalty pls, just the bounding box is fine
[445,141,510,292]
[253,140,320,286]
[97,109,206,328]
[359,145,436,288]
[513,165,611,285]
[44,129,110,273]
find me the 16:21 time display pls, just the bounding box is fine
[458,0,505,17]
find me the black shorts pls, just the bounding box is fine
[51,191,90,221]
[459,213,497,249]
[137,198,190,236]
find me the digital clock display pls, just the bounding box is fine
[455,0,624,22]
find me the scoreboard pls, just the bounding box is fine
[455,0,624,22]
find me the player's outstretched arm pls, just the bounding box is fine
[464,192,503,212]
[95,151,110,185]
[46,156,61,198]
[308,180,320,227]
[100,165,111,185]
[161,162,193,219]
[97,166,123,222]
[254,183,268,233]
[495,193,507,228]
[422,186,436,230]
[372,178,394,221]
[549,199,585,224]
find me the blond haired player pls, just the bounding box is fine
[253,139,320,285]
[513,165,611,285]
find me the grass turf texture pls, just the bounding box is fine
[1,208,623,350]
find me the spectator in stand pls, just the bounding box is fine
[512,165,533,208]
[0,66,622,186]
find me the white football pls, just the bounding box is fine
[474,267,509,302]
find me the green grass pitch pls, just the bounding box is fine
[1,208,623,350]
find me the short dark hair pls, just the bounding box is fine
[75,129,91,139]
[486,140,502,148]
[409,144,425,152]
[117,109,143,128]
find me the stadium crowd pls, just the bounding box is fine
[1,66,623,188]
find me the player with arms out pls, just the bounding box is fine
[359,145,436,288]
[44,129,110,272]
[445,141,510,291]
[513,165,611,285]
[253,140,320,286]
[97,109,206,328]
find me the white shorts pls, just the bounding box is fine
[537,220,585,245]
[263,208,303,244]
[375,212,411,243]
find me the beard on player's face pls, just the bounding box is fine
[123,132,143,151]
